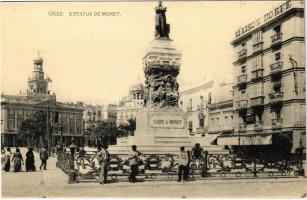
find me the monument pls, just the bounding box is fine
[109,1,225,154]
[130,1,191,153]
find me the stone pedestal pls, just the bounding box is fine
[109,110,227,154]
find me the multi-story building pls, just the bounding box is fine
[207,82,234,135]
[179,81,234,136]
[219,0,305,155]
[83,104,117,130]
[116,83,145,126]
[1,56,84,147]
[179,81,214,135]
[82,103,117,146]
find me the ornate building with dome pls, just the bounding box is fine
[116,83,145,126]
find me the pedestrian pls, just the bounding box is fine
[191,143,206,177]
[3,147,11,172]
[191,143,204,160]
[96,145,108,184]
[39,145,49,170]
[26,147,36,171]
[177,146,189,182]
[12,148,24,172]
[79,147,86,158]
[128,145,141,183]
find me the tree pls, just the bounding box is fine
[117,118,136,137]
[93,121,117,146]
[19,110,48,148]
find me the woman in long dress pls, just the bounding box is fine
[26,148,36,171]
[3,147,11,172]
[12,148,24,172]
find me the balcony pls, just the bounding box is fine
[268,92,283,104]
[270,62,283,76]
[251,69,264,81]
[250,96,265,107]
[253,42,263,54]
[272,80,281,90]
[239,123,247,132]
[272,118,283,129]
[254,121,263,131]
[237,49,247,62]
[237,74,247,86]
[271,33,282,47]
[236,99,248,111]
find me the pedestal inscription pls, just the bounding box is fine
[151,116,184,129]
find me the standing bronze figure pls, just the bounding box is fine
[155,1,170,38]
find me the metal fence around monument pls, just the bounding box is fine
[56,150,304,183]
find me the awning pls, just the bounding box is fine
[217,133,273,146]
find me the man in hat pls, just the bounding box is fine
[97,144,109,184]
[39,145,49,170]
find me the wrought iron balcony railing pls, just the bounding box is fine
[269,92,283,104]
[236,99,248,110]
[253,42,263,53]
[271,33,283,44]
[270,62,283,75]
[251,69,264,80]
[238,49,247,62]
[250,96,265,107]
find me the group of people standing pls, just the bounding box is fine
[96,144,142,184]
[2,146,50,172]
[95,143,205,184]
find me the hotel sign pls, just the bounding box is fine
[235,0,292,38]
[150,116,185,129]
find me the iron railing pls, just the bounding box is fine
[56,150,304,183]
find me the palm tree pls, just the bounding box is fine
[93,121,117,146]
[19,110,48,149]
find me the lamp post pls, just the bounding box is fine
[68,139,78,183]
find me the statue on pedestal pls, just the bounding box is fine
[143,1,181,112]
[155,1,170,38]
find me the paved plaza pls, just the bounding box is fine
[1,148,306,198]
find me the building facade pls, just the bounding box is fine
[221,0,305,155]
[1,56,84,147]
[179,81,234,136]
[116,83,145,126]
[207,82,234,135]
[179,81,214,135]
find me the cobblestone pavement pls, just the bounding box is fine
[2,148,307,198]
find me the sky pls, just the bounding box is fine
[1,1,283,105]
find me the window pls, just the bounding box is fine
[240,90,246,99]
[241,66,246,73]
[252,55,263,71]
[273,25,281,34]
[188,121,193,132]
[199,117,204,128]
[7,108,15,130]
[189,98,192,110]
[252,82,264,97]
[275,52,281,61]
[252,31,263,44]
